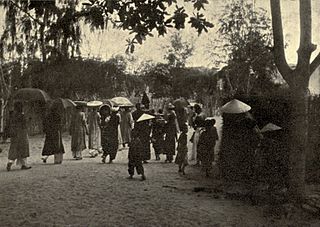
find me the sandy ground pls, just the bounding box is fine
[0,117,319,227]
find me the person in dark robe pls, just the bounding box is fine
[127,129,146,181]
[41,104,65,164]
[6,102,31,171]
[132,103,151,163]
[151,109,166,161]
[100,105,120,163]
[164,103,179,163]
[141,92,150,110]
[197,118,219,177]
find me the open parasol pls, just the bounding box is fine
[110,97,134,107]
[137,113,155,122]
[13,88,51,103]
[74,101,87,107]
[173,98,189,110]
[87,100,103,107]
[220,99,251,114]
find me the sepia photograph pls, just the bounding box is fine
[0,0,320,226]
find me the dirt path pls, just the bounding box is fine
[0,120,319,226]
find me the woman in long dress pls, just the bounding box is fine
[100,105,120,163]
[41,104,65,164]
[88,108,101,157]
[120,107,133,147]
[164,104,179,163]
[6,102,31,171]
[70,105,88,160]
[190,104,206,164]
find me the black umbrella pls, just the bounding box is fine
[173,98,189,110]
[13,88,51,103]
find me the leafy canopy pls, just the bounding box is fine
[82,0,213,53]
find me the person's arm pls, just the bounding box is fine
[82,113,89,135]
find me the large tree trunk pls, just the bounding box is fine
[270,0,320,201]
[288,86,309,201]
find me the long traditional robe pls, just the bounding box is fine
[8,111,30,161]
[100,112,120,160]
[70,111,87,155]
[88,110,101,150]
[120,110,133,144]
[42,111,65,156]
[164,111,178,161]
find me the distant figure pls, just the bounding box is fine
[127,129,146,181]
[100,105,120,164]
[187,106,195,127]
[197,118,219,177]
[132,103,144,123]
[164,103,179,163]
[151,109,166,160]
[41,104,65,164]
[6,102,31,171]
[132,103,151,163]
[70,105,88,160]
[120,107,134,147]
[190,104,206,164]
[175,123,188,175]
[141,92,150,110]
[88,108,102,157]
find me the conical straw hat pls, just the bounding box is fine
[220,99,251,114]
[137,113,155,122]
[261,123,282,133]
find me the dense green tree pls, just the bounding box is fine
[164,32,194,68]
[209,0,278,96]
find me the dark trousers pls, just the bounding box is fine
[128,160,144,176]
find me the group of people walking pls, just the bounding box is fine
[5,99,219,180]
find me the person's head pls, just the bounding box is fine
[99,104,111,116]
[167,103,175,112]
[204,119,214,129]
[150,109,155,115]
[135,103,141,111]
[124,106,130,111]
[194,104,202,114]
[13,101,23,113]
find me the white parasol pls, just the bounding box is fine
[87,100,103,107]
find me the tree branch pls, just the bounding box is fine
[9,0,44,26]
[310,52,320,74]
[270,0,292,81]
[296,0,315,75]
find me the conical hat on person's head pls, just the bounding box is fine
[220,99,251,114]
[261,123,282,133]
[137,113,155,122]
